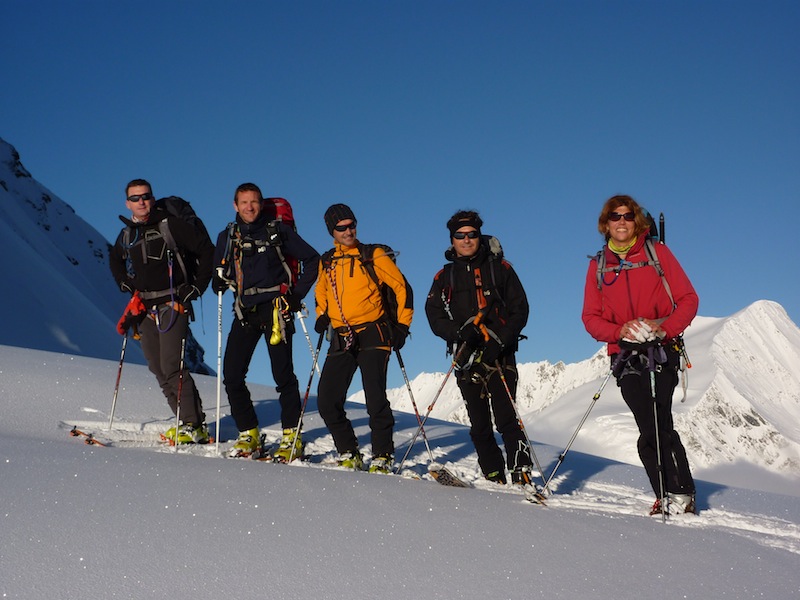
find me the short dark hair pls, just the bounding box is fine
[234,182,263,204]
[125,179,152,197]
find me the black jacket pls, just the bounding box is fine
[425,242,529,353]
[109,206,215,305]
[214,213,320,309]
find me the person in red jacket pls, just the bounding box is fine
[582,195,698,516]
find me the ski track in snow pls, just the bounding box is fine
[61,418,800,557]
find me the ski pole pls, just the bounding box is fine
[173,336,187,452]
[289,331,325,463]
[107,334,128,431]
[649,345,667,523]
[395,348,435,464]
[493,360,547,492]
[543,354,625,492]
[215,290,223,454]
[396,307,490,474]
[395,360,456,475]
[296,304,321,374]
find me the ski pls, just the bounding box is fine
[429,463,470,488]
[520,485,548,506]
[69,426,108,446]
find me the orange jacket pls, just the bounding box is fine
[315,242,413,329]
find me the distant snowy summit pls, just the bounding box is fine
[0,137,210,372]
[383,299,800,481]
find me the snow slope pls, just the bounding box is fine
[2,345,799,599]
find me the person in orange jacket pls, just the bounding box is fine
[313,204,413,473]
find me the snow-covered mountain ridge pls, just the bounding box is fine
[375,300,800,491]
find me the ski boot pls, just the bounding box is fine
[337,450,364,471]
[175,423,210,445]
[368,454,393,474]
[272,428,303,463]
[228,428,260,457]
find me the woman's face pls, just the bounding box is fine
[606,205,637,246]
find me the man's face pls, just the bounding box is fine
[234,190,262,224]
[452,226,480,258]
[126,184,154,221]
[332,219,357,248]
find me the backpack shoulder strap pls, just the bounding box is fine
[643,239,675,309]
[357,243,381,288]
[157,217,189,283]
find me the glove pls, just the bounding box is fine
[481,338,503,365]
[622,320,655,344]
[213,267,235,294]
[391,324,409,350]
[314,314,330,334]
[458,322,485,349]
[117,293,146,335]
[177,283,200,305]
[120,281,135,295]
[211,277,227,294]
[284,294,302,314]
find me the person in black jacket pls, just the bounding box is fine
[109,179,215,444]
[213,183,320,460]
[425,210,533,487]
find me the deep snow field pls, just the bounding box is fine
[2,345,799,599]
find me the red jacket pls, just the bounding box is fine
[582,237,698,355]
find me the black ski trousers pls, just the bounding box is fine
[223,318,301,432]
[138,310,205,425]
[457,358,532,478]
[615,349,695,498]
[317,346,394,457]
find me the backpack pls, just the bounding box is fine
[121,195,210,285]
[320,243,413,327]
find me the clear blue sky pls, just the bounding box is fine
[3,1,798,388]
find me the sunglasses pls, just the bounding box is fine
[608,212,635,222]
[127,192,154,203]
[333,221,357,232]
[453,230,480,240]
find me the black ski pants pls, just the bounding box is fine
[457,358,532,478]
[317,345,394,457]
[615,349,695,498]
[223,318,301,432]
[138,310,205,426]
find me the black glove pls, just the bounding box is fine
[284,295,302,314]
[458,322,485,349]
[120,281,135,295]
[211,275,229,294]
[392,324,409,350]
[314,314,330,334]
[481,338,503,366]
[177,283,200,305]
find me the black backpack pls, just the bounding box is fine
[321,243,413,327]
